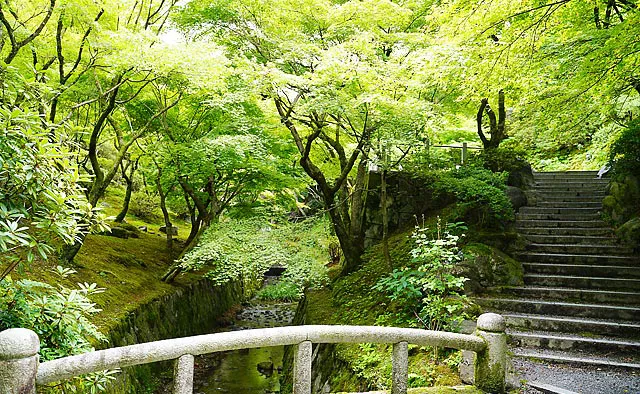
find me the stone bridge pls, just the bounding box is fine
[0,313,507,394]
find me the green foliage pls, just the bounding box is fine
[610,120,640,177]
[129,192,160,221]
[0,107,106,276]
[374,219,469,332]
[0,267,116,392]
[477,145,530,174]
[179,216,333,295]
[256,280,301,302]
[434,166,514,224]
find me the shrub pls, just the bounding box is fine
[477,145,530,174]
[256,280,301,301]
[129,192,159,220]
[609,120,640,177]
[434,166,514,224]
[179,216,332,296]
[0,266,117,391]
[373,219,469,332]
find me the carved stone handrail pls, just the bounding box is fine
[0,314,508,394]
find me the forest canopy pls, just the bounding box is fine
[0,0,638,278]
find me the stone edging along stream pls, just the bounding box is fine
[104,278,243,393]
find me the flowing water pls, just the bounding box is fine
[191,300,298,394]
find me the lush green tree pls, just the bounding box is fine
[175,0,444,273]
[0,106,105,281]
[433,0,640,164]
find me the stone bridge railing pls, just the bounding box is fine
[0,313,507,394]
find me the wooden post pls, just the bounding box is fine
[462,142,468,165]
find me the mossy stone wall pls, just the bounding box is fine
[104,279,243,392]
[364,172,451,248]
[603,174,640,225]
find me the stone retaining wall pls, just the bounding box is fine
[105,279,243,392]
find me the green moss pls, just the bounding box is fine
[461,243,523,294]
[294,209,471,393]
[18,186,199,333]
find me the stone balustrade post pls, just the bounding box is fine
[173,354,195,394]
[391,341,408,394]
[293,340,312,394]
[0,328,40,394]
[474,313,507,394]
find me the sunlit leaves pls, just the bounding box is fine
[0,107,104,275]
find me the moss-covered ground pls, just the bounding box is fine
[15,187,201,333]
[305,208,473,392]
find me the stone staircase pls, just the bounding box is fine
[477,171,640,370]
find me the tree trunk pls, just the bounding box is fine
[155,166,173,254]
[381,168,392,269]
[60,240,84,265]
[114,183,133,223]
[161,216,206,283]
[477,90,507,150]
[115,159,138,223]
[632,79,640,96]
[326,194,364,275]
[184,215,203,249]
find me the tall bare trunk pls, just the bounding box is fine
[155,165,173,255]
[381,168,392,269]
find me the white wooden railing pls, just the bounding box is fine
[0,313,507,394]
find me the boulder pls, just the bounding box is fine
[104,227,131,239]
[159,225,179,235]
[459,242,524,294]
[615,216,640,247]
[257,361,274,377]
[507,163,535,189]
[505,186,527,211]
[603,174,640,225]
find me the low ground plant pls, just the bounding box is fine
[374,218,469,332]
[179,216,333,298]
[0,266,116,392]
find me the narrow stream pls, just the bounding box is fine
[191,302,296,394]
[189,275,298,394]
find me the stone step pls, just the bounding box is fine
[508,330,640,357]
[534,185,607,192]
[477,297,640,321]
[525,243,634,255]
[534,190,606,198]
[503,313,640,337]
[521,234,617,245]
[516,213,601,221]
[516,220,609,229]
[520,207,601,215]
[513,348,640,370]
[524,274,640,291]
[533,171,599,176]
[522,263,640,279]
[517,227,613,236]
[516,252,640,265]
[534,181,609,188]
[538,195,604,205]
[537,201,603,208]
[527,381,581,394]
[496,286,640,305]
